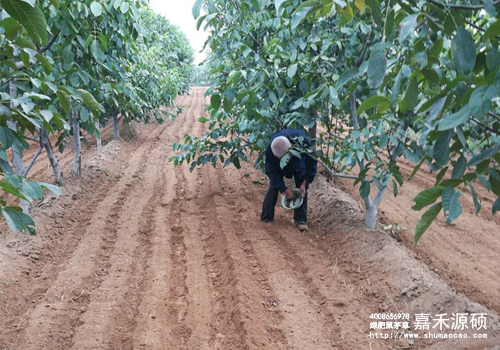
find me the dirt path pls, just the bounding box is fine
[1,88,500,350]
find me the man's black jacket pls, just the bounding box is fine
[264,129,318,193]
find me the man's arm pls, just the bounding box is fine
[265,147,287,192]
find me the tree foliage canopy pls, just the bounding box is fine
[177,0,500,244]
[0,0,193,233]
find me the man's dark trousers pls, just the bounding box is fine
[261,177,307,224]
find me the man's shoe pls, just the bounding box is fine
[296,223,309,231]
[261,218,274,223]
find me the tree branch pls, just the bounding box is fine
[38,31,60,54]
[424,0,500,10]
[13,31,60,71]
[488,112,500,122]
[471,117,500,136]
[22,142,43,178]
[305,153,358,180]
[357,25,374,67]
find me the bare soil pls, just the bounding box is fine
[1,87,500,350]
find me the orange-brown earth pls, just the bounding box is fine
[1,87,499,350]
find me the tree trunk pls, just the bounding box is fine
[71,109,81,177]
[95,122,102,153]
[8,82,31,214]
[308,108,318,146]
[113,114,120,139]
[350,93,389,229]
[365,203,378,228]
[41,128,63,186]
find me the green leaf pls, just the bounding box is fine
[192,0,203,19]
[341,3,354,22]
[223,98,232,113]
[356,95,389,114]
[414,202,442,246]
[399,14,417,42]
[36,53,52,72]
[359,180,371,199]
[288,63,298,79]
[280,153,291,169]
[2,17,23,39]
[366,0,382,25]
[404,76,418,111]
[275,0,287,11]
[91,40,105,64]
[412,186,445,211]
[442,188,462,225]
[80,107,90,122]
[452,156,467,179]
[58,91,72,113]
[354,0,365,13]
[39,182,61,196]
[409,158,425,181]
[427,96,447,123]
[198,116,209,123]
[15,37,36,50]
[21,180,42,201]
[336,68,359,89]
[77,89,101,111]
[486,48,500,71]
[2,206,35,233]
[438,105,470,131]
[211,94,221,111]
[90,1,103,16]
[433,130,452,167]
[468,146,500,167]
[1,0,48,44]
[484,20,500,42]
[469,85,496,118]
[291,5,316,30]
[485,0,498,16]
[493,197,500,215]
[120,1,129,13]
[469,184,482,214]
[390,70,403,106]
[40,110,53,122]
[367,43,386,89]
[62,45,74,66]
[0,180,29,201]
[491,175,500,196]
[0,127,15,149]
[452,27,476,75]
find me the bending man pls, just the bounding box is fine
[260,129,317,231]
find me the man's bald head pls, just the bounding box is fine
[271,136,291,159]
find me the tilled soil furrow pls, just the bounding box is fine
[160,91,203,348]
[69,139,170,350]
[215,166,338,349]
[213,166,290,349]
[12,125,168,350]
[130,166,178,350]
[129,110,193,350]
[265,225,375,348]
[186,92,251,349]
[197,168,249,350]
[176,91,213,350]
[106,148,170,350]
[0,171,115,347]
[166,167,192,347]
[196,160,293,350]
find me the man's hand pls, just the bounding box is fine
[284,189,295,199]
[300,180,307,196]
